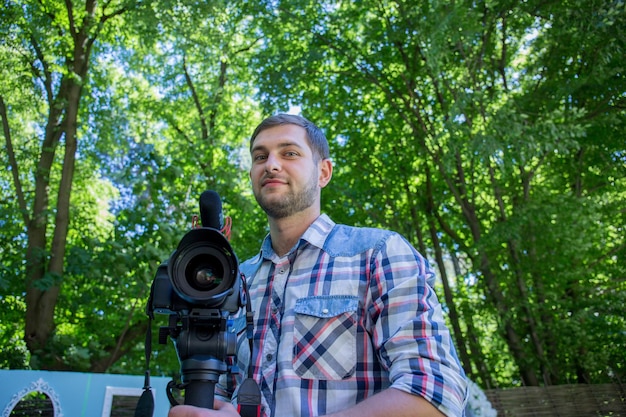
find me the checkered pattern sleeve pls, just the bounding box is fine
[368,233,467,416]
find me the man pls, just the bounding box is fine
[169,114,467,417]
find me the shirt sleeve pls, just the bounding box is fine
[368,233,468,416]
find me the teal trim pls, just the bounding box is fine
[81,372,92,416]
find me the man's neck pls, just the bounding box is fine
[268,208,320,257]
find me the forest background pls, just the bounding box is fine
[1,0,624,391]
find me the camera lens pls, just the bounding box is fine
[168,228,237,306]
[187,255,224,291]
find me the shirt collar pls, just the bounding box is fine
[259,214,335,260]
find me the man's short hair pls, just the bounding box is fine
[250,114,330,162]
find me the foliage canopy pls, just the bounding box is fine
[1,0,624,389]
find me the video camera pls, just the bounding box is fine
[147,190,245,409]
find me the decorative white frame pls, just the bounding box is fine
[1,378,63,417]
[101,386,151,417]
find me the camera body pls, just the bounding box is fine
[143,190,254,409]
[148,223,245,408]
[151,226,243,316]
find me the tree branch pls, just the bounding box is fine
[0,95,29,224]
[183,55,209,143]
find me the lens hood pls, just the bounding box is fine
[168,227,238,306]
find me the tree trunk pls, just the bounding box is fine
[24,84,66,355]
[432,147,540,386]
[23,1,102,368]
[423,163,473,377]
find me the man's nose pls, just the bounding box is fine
[265,153,281,172]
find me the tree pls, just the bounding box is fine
[1,0,134,369]
[246,0,626,387]
[0,0,264,373]
[1,0,623,388]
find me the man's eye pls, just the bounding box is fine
[284,151,299,157]
[253,154,267,161]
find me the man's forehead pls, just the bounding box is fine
[251,124,310,151]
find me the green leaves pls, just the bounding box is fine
[1,0,623,385]
[246,0,626,387]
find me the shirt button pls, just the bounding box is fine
[266,354,273,361]
[322,308,329,315]
[279,268,285,274]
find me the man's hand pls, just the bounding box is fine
[168,400,240,417]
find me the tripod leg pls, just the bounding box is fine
[184,380,215,409]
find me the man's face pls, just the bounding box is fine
[249,124,331,219]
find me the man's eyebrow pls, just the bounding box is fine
[251,141,305,153]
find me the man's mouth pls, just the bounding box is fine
[262,177,287,187]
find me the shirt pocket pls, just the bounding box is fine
[292,295,359,380]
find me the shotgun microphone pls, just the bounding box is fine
[199,190,224,230]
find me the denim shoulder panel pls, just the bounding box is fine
[323,224,394,257]
[240,253,262,279]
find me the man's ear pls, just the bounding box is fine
[318,158,333,188]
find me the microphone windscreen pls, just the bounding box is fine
[199,190,223,230]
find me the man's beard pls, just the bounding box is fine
[255,174,318,219]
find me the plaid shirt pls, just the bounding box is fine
[224,214,467,417]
